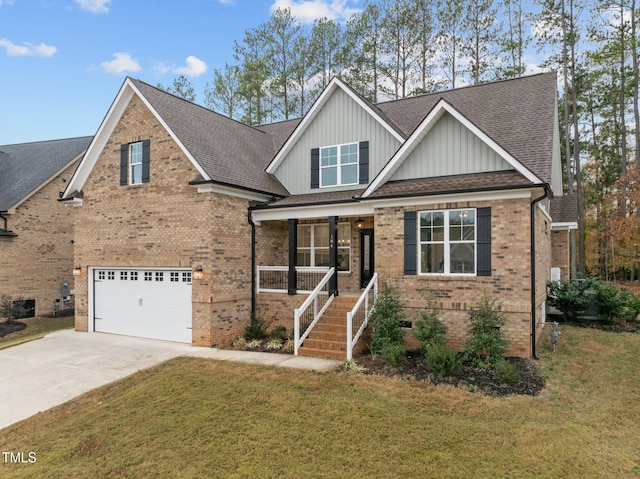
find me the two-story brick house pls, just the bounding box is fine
[61,72,574,358]
[1,137,92,316]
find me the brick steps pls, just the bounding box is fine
[298,295,358,360]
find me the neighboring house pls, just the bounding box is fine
[0,137,92,316]
[61,72,573,359]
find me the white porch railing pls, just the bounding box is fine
[294,267,335,356]
[257,266,330,294]
[346,272,378,360]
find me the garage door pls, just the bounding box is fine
[93,268,192,343]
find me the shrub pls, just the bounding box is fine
[369,280,405,355]
[463,294,507,368]
[269,325,288,341]
[424,343,461,377]
[547,280,591,321]
[414,309,447,349]
[592,281,624,324]
[494,359,520,384]
[380,343,407,367]
[244,311,271,341]
[266,338,283,350]
[0,295,27,323]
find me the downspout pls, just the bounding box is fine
[530,185,550,360]
[247,208,256,315]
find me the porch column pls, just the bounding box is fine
[288,218,298,295]
[329,215,338,296]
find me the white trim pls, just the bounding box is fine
[63,78,211,199]
[362,99,543,197]
[194,182,273,202]
[551,221,578,231]
[418,208,477,276]
[265,77,404,174]
[62,198,84,208]
[319,142,360,188]
[537,201,553,223]
[251,203,374,225]
[251,188,535,224]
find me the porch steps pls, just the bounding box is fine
[298,295,359,361]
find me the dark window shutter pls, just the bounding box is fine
[311,148,320,189]
[404,211,417,275]
[120,144,128,186]
[359,141,369,184]
[477,207,492,276]
[142,139,151,183]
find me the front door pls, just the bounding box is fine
[360,229,374,288]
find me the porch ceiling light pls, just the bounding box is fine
[356,217,364,229]
[193,266,204,280]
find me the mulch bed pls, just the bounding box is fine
[0,321,26,337]
[350,351,545,397]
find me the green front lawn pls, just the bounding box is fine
[0,316,74,350]
[1,325,639,478]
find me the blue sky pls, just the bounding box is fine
[0,0,363,145]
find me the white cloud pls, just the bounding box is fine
[153,60,171,76]
[0,39,57,57]
[217,0,236,4]
[74,0,110,13]
[173,56,208,77]
[100,52,141,75]
[0,1,15,6]
[270,0,360,24]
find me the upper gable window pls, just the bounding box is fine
[320,143,359,187]
[120,139,150,186]
[129,142,143,185]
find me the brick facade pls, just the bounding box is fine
[73,95,252,347]
[551,229,571,280]
[0,161,78,316]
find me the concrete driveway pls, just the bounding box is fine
[0,330,340,430]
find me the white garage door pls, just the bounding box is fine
[93,268,192,343]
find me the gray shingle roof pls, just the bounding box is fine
[550,195,578,223]
[0,136,92,211]
[130,79,289,197]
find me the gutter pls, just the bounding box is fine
[247,208,256,315]
[530,185,550,360]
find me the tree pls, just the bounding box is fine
[463,0,500,84]
[159,75,196,102]
[498,0,531,78]
[437,0,465,88]
[309,17,343,90]
[412,0,444,94]
[204,63,243,120]
[234,27,271,125]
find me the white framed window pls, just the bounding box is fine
[320,143,358,187]
[297,223,351,272]
[129,142,143,185]
[419,209,476,275]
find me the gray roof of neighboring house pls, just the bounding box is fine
[130,79,289,197]
[0,136,92,211]
[550,195,578,223]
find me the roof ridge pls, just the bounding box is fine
[129,77,270,137]
[375,71,556,107]
[0,135,94,149]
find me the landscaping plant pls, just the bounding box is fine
[414,290,447,349]
[546,279,591,321]
[244,311,271,341]
[424,343,462,377]
[369,279,405,362]
[0,295,27,324]
[463,294,507,368]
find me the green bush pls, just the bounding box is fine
[0,295,27,323]
[547,280,591,321]
[424,343,461,377]
[592,281,624,324]
[269,325,288,341]
[463,294,507,368]
[414,291,447,349]
[244,311,271,341]
[380,343,407,367]
[494,359,520,384]
[370,281,405,355]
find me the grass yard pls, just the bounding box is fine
[0,325,639,478]
[0,316,74,350]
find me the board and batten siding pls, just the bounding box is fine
[273,88,402,195]
[390,112,513,181]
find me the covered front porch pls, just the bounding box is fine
[251,210,377,359]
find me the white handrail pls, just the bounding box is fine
[294,267,335,355]
[346,272,378,360]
